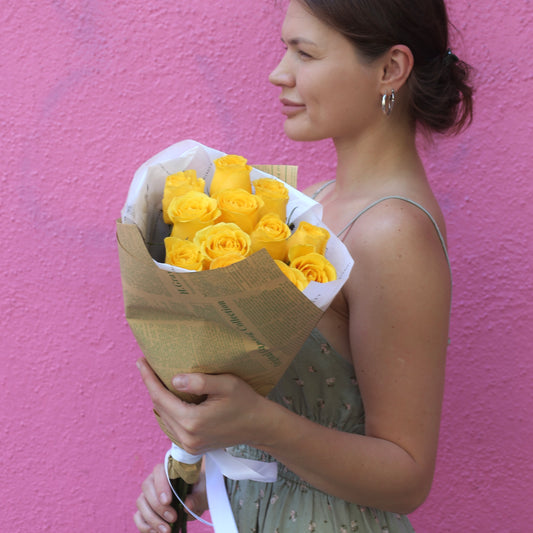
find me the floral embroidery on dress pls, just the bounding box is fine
[320,343,329,353]
[289,509,298,522]
[326,377,336,387]
[308,365,317,373]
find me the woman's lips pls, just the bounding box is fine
[280,98,305,116]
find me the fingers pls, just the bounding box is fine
[134,497,172,533]
[133,464,176,533]
[184,481,208,520]
[172,372,237,397]
[138,358,236,404]
[137,359,185,423]
[153,463,173,506]
[137,359,173,402]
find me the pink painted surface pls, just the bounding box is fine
[1,1,531,531]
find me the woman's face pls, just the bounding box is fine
[269,0,382,143]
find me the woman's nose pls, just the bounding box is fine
[269,54,294,87]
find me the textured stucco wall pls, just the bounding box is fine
[1,1,531,532]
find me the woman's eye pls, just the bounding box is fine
[297,50,312,59]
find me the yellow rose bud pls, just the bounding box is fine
[194,222,252,267]
[167,191,221,241]
[253,177,289,221]
[216,188,265,234]
[210,155,252,197]
[164,237,206,271]
[290,252,337,283]
[274,260,310,291]
[162,170,206,224]
[286,221,330,256]
[250,213,291,261]
[209,252,247,270]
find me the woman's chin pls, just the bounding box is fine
[283,121,323,143]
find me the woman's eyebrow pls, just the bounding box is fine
[282,36,318,47]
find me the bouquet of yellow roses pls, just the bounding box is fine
[117,140,353,532]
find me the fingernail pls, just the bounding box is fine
[164,511,174,521]
[136,359,143,370]
[160,491,170,505]
[173,375,189,390]
[159,525,169,533]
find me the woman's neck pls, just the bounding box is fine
[332,120,424,197]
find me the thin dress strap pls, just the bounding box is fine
[311,179,336,200]
[337,195,451,273]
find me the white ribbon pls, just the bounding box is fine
[165,443,278,532]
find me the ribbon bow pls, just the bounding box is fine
[165,443,278,532]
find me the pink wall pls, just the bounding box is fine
[1,1,531,531]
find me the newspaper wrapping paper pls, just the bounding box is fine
[117,140,354,531]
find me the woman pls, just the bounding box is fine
[134,0,473,531]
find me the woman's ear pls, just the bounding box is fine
[379,45,414,93]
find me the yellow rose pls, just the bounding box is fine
[210,155,252,197]
[164,237,206,271]
[209,252,247,270]
[250,213,291,261]
[216,188,265,234]
[286,221,330,256]
[274,260,310,291]
[288,243,316,263]
[194,222,252,266]
[162,170,206,224]
[167,191,221,241]
[252,177,289,221]
[290,252,337,283]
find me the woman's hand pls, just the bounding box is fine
[133,463,175,533]
[136,358,272,455]
[133,462,208,532]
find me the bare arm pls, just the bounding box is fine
[252,200,451,512]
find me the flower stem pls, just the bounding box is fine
[170,478,192,532]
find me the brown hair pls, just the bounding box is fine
[299,0,474,134]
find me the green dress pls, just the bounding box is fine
[226,329,415,533]
[226,195,449,532]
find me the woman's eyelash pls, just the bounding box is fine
[280,40,312,59]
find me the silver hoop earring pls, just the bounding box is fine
[381,89,395,116]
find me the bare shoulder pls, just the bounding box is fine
[343,197,448,273]
[341,196,451,323]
